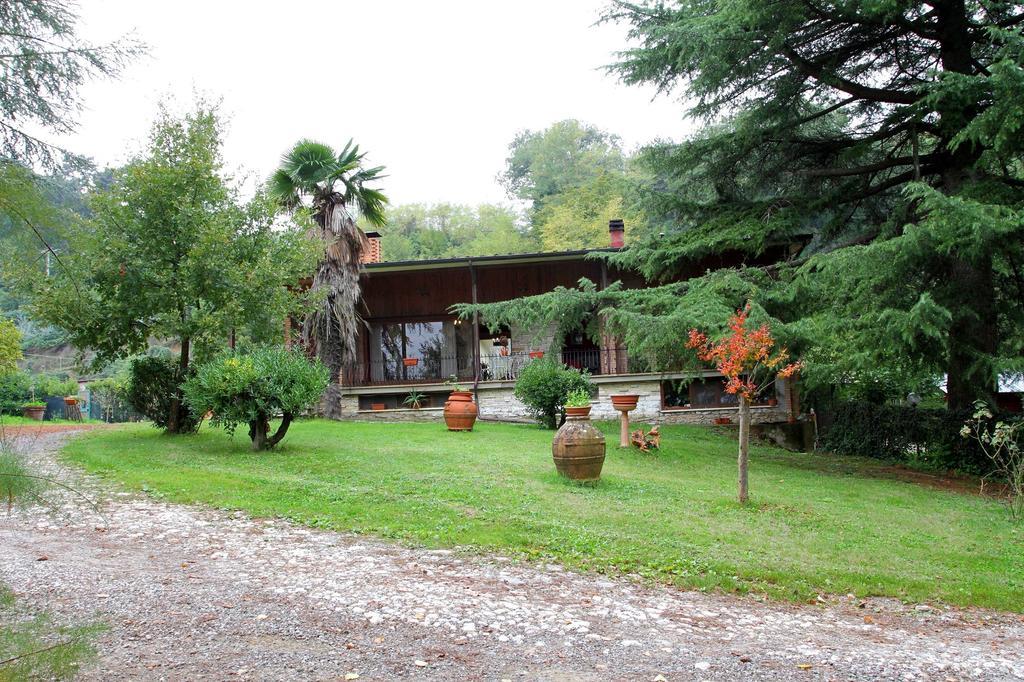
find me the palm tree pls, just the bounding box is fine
[269,140,387,382]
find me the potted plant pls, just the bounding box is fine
[403,390,426,409]
[553,388,605,481]
[563,388,592,418]
[64,395,78,405]
[370,402,386,411]
[528,350,545,359]
[22,401,46,421]
[443,375,477,431]
[402,357,419,367]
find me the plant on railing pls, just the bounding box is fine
[403,390,427,409]
[514,358,593,429]
[444,375,466,392]
[961,402,1024,521]
[686,305,802,504]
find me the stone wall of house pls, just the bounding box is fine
[509,321,559,355]
[335,376,795,426]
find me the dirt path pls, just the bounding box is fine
[1,432,1022,681]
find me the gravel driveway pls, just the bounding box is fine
[1,431,1022,681]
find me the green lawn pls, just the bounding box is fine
[63,419,1023,611]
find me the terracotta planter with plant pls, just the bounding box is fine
[552,389,605,481]
[22,403,46,421]
[443,376,477,431]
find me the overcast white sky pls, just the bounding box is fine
[63,1,692,206]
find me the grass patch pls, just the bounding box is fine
[62,419,1024,611]
[0,584,101,680]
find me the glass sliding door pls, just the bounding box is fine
[369,320,470,383]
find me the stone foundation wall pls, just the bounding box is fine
[335,375,795,425]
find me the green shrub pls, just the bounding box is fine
[820,400,1018,474]
[514,358,594,429]
[87,376,131,423]
[126,355,201,433]
[183,346,329,450]
[31,374,77,398]
[0,370,31,415]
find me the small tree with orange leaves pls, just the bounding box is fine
[687,306,802,504]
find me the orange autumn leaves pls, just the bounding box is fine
[686,306,802,401]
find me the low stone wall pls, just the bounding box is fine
[335,374,795,426]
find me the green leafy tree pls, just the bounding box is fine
[270,140,388,381]
[4,105,316,432]
[499,119,626,211]
[370,202,536,260]
[522,0,1024,410]
[535,173,643,251]
[0,318,20,376]
[183,346,329,451]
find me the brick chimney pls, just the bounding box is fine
[608,219,624,248]
[361,231,382,264]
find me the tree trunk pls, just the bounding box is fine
[167,336,190,434]
[249,412,294,451]
[932,0,998,411]
[946,257,998,411]
[738,396,751,504]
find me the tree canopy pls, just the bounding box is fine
[2,104,317,429]
[466,1,1024,410]
[0,0,142,169]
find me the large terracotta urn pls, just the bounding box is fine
[444,390,478,431]
[552,405,606,482]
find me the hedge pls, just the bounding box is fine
[819,400,1019,475]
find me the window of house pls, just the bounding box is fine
[370,320,471,382]
[661,377,773,409]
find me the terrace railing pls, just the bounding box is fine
[339,348,638,387]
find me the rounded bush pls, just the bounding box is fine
[183,346,329,450]
[514,358,594,429]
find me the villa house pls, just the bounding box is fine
[326,221,802,425]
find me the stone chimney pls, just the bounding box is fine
[608,219,624,248]
[361,231,382,264]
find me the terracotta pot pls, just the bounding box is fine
[444,391,478,431]
[564,405,592,418]
[64,397,78,405]
[552,406,605,482]
[402,358,419,367]
[370,403,387,411]
[22,405,45,421]
[767,397,779,407]
[611,394,639,411]
[528,351,545,359]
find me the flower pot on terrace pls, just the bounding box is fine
[402,358,419,367]
[552,404,605,481]
[528,351,544,359]
[443,390,478,431]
